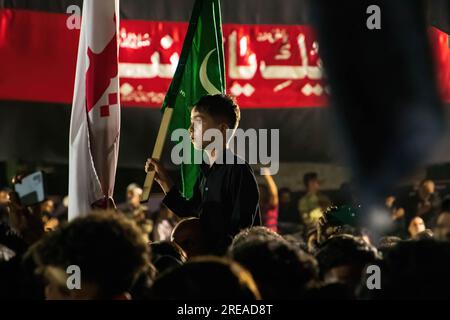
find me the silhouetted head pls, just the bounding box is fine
[315,234,379,290]
[150,256,260,300]
[358,240,450,299]
[126,183,142,208]
[228,237,318,299]
[435,211,450,241]
[171,217,208,258]
[304,172,320,193]
[279,187,292,206]
[30,211,149,300]
[229,226,283,252]
[148,241,186,275]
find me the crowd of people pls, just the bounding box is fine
[1,170,450,300]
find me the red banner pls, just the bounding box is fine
[0,9,448,108]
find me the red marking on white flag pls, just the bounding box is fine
[100,92,118,117]
[85,32,118,113]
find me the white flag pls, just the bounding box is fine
[69,0,120,220]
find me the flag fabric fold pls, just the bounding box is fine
[68,0,120,220]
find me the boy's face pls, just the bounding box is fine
[189,107,225,150]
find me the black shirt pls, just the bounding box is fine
[162,149,261,251]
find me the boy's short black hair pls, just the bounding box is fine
[194,94,240,130]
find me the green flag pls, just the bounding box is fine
[162,0,226,199]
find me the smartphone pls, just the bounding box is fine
[13,171,46,206]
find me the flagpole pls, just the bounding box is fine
[140,0,204,202]
[141,107,174,202]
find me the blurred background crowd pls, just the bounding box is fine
[1,169,450,299]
